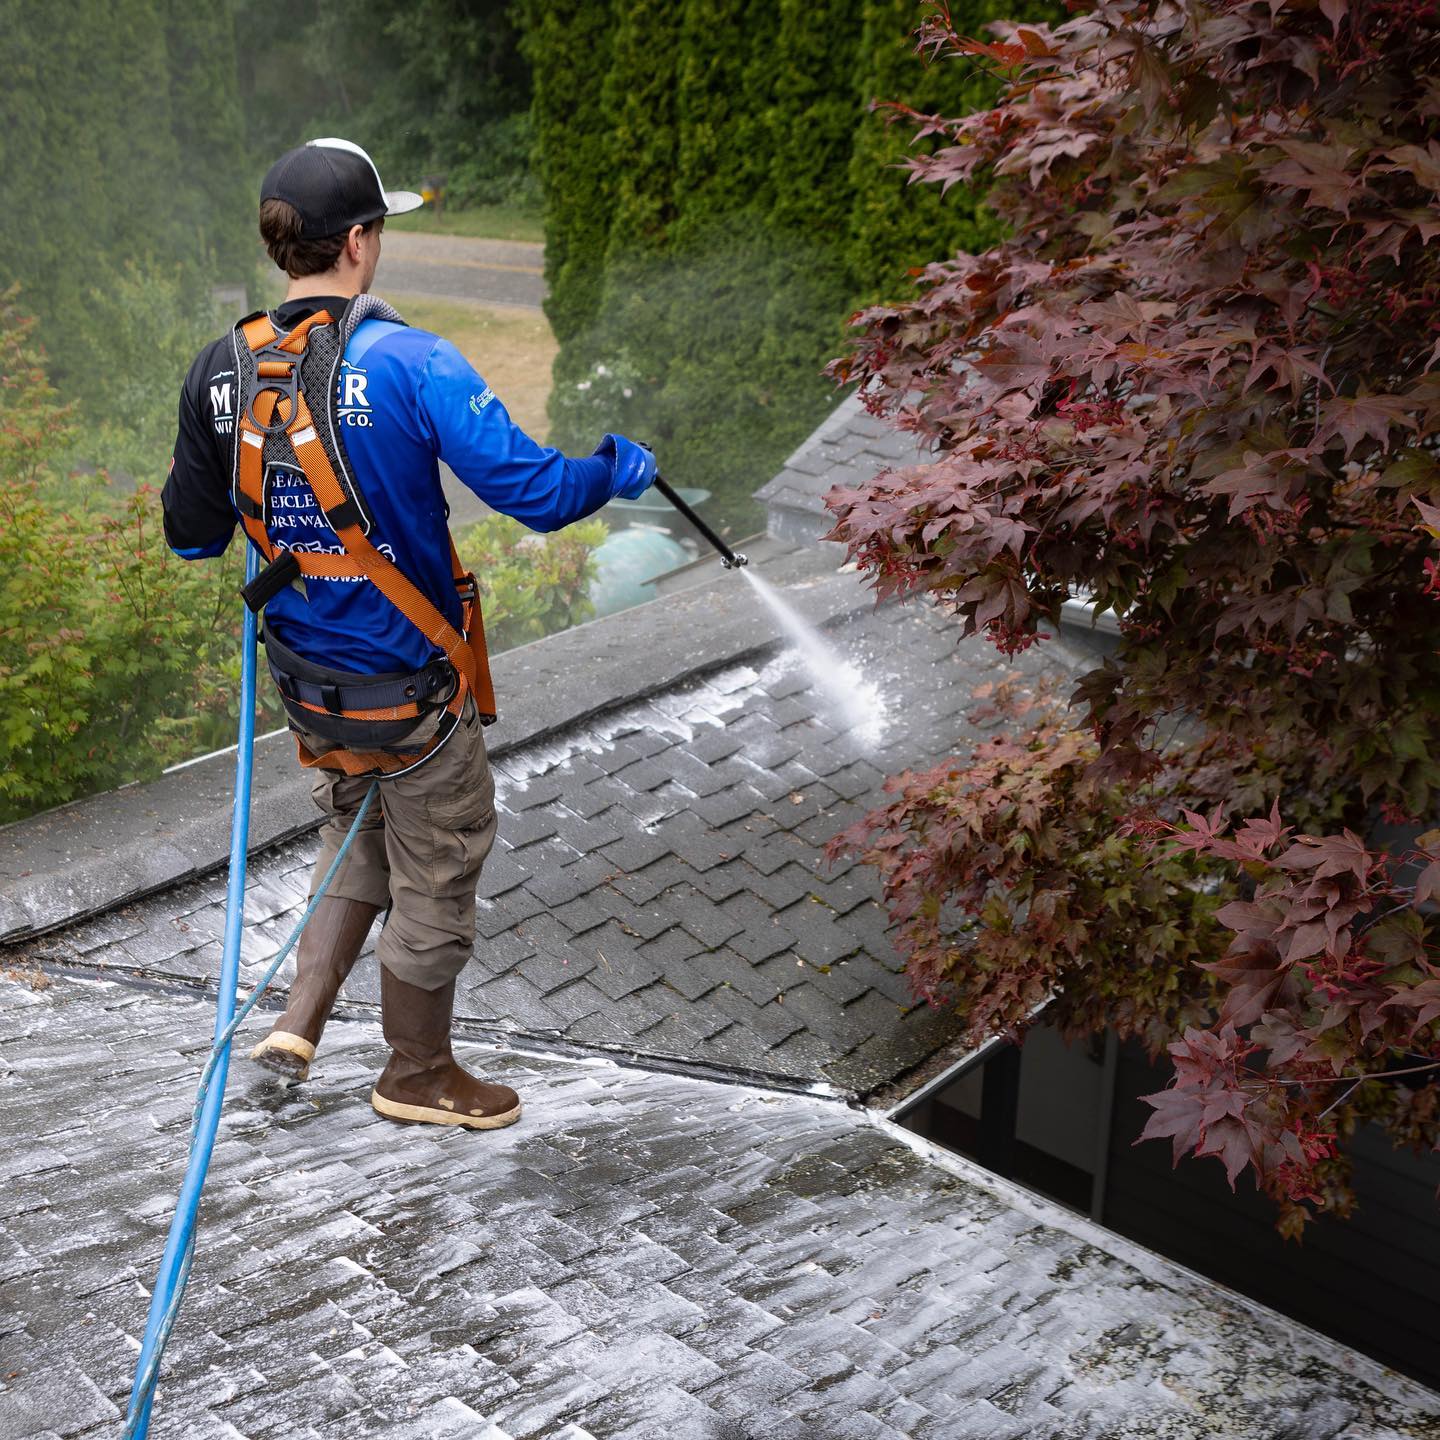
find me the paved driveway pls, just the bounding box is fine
[378,231,546,311]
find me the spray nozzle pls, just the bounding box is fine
[721,552,749,570]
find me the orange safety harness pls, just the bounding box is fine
[232,307,496,778]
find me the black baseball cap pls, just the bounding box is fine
[260,137,424,238]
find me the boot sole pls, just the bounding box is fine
[370,1088,522,1130]
[250,1031,315,1082]
[251,1050,309,1083]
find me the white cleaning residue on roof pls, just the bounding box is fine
[742,569,887,747]
[493,661,761,794]
[495,609,888,803]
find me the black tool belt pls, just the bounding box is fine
[263,630,457,751]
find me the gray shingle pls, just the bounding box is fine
[597,830,673,874]
[503,773,569,811]
[524,855,616,908]
[547,809,625,855]
[687,782,770,828]
[635,926,705,971]
[548,894,613,937]
[474,887,549,937]
[495,805,562,851]
[687,726,747,765]
[685,862,754,905]
[670,887,748,951]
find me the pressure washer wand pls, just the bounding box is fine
[654,476,748,569]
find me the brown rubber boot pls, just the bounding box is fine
[370,967,521,1129]
[250,896,382,1081]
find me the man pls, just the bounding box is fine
[162,138,655,1131]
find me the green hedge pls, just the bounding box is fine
[527,0,1058,537]
[520,0,617,345]
[755,0,867,503]
[846,0,1034,306]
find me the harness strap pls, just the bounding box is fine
[233,308,497,775]
[264,630,456,715]
[300,707,463,777]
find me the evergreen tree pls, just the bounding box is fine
[0,0,182,392]
[163,0,253,284]
[521,0,617,347]
[236,0,532,202]
[651,0,782,530]
[546,0,683,468]
[600,0,684,265]
[846,0,1045,304]
[755,0,866,463]
[331,0,533,202]
[233,0,349,161]
[671,0,777,248]
[0,0,252,453]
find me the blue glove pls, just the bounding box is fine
[595,433,657,500]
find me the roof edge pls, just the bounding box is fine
[871,1115,1440,1413]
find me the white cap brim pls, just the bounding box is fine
[384,189,425,216]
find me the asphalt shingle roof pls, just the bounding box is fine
[754,395,927,546]
[4,974,1437,1440]
[31,600,1036,1097]
[6,431,1438,1438]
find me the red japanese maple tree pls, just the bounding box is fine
[827,0,1440,1230]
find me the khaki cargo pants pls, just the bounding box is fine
[296,699,498,990]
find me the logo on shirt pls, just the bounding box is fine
[263,464,391,579]
[208,369,235,435]
[469,387,495,415]
[337,362,372,428]
[265,465,330,534]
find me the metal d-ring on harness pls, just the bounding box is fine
[119,559,380,1433]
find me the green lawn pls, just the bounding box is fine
[386,202,545,245]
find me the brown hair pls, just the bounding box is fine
[258,198,379,278]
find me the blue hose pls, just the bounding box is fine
[122,549,379,1436]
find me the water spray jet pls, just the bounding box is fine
[652,473,882,741]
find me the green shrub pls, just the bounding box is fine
[455,512,606,652]
[0,293,259,820]
[0,297,87,819]
[86,263,225,483]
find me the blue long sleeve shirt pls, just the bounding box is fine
[162,296,622,675]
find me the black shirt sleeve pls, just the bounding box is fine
[162,342,238,557]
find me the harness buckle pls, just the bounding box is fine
[246,343,301,433]
[426,660,459,704]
